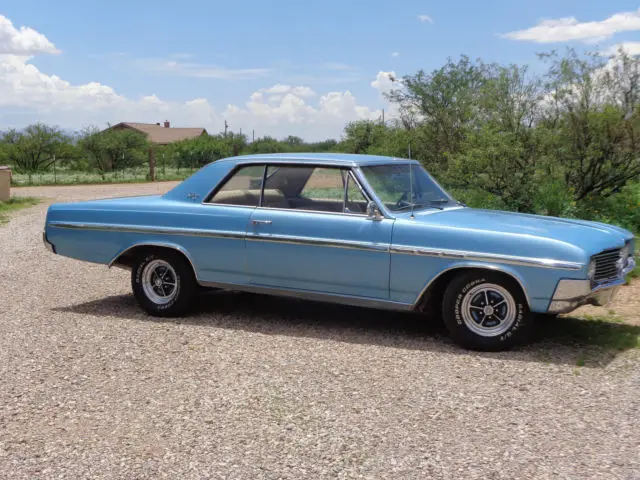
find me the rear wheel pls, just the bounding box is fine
[442,271,534,351]
[131,250,197,317]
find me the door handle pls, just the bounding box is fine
[252,219,272,225]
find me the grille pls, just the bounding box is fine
[593,248,621,282]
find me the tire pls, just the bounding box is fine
[131,250,197,317]
[442,271,534,351]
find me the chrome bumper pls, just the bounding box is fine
[548,257,636,314]
[42,231,55,253]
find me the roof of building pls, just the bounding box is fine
[218,152,418,167]
[113,122,206,144]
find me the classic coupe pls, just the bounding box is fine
[43,153,636,351]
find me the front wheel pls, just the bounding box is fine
[131,250,197,317]
[442,271,534,351]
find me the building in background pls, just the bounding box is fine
[106,121,208,180]
[109,121,207,145]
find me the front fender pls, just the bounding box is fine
[389,253,586,313]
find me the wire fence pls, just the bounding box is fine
[9,157,203,187]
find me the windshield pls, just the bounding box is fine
[360,163,456,212]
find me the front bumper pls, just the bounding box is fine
[548,257,636,314]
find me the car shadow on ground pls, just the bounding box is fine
[54,290,640,368]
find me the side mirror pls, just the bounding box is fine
[366,201,383,221]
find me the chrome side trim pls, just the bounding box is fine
[391,245,584,271]
[49,221,245,240]
[245,232,390,252]
[412,264,533,310]
[198,280,414,312]
[49,221,390,254]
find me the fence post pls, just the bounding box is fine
[148,147,156,182]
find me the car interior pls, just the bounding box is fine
[210,165,369,214]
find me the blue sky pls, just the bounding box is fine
[2,1,640,139]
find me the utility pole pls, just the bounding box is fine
[224,120,228,137]
[382,109,385,125]
[252,130,255,142]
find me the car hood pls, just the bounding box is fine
[408,207,634,256]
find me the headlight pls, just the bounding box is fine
[587,258,596,280]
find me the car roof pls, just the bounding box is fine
[217,152,420,167]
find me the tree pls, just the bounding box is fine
[78,126,149,176]
[386,56,488,173]
[540,49,640,200]
[168,132,247,169]
[1,123,71,182]
[449,64,545,212]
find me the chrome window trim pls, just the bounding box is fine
[200,161,393,219]
[207,163,387,219]
[255,205,370,218]
[391,244,584,271]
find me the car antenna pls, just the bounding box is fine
[408,141,415,219]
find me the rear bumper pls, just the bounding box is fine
[42,231,56,254]
[548,257,636,314]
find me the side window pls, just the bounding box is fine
[261,165,368,214]
[345,174,368,214]
[299,168,345,202]
[209,165,264,206]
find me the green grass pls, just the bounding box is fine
[539,314,640,351]
[0,197,40,223]
[10,167,193,187]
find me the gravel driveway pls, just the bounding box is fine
[1,183,639,479]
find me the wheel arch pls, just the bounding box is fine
[109,242,198,279]
[414,263,531,312]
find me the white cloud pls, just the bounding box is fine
[0,14,390,140]
[257,84,317,98]
[418,14,433,24]
[371,71,398,94]
[391,52,400,57]
[0,54,385,140]
[136,58,272,80]
[502,9,640,44]
[321,62,356,71]
[606,41,640,56]
[0,15,59,55]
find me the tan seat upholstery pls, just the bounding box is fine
[262,189,289,208]
[211,189,289,208]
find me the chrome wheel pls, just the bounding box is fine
[460,283,517,337]
[141,259,178,305]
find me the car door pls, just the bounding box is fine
[245,165,393,299]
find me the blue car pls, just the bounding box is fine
[43,153,636,351]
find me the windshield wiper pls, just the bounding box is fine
[395,203,443,211]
